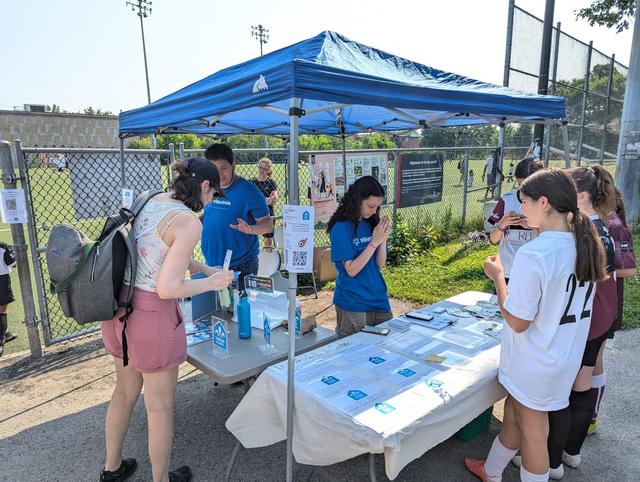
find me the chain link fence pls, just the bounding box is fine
[508,3,628,170]
[16,143,532,345]
[17,144,172,345]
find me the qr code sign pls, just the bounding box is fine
[292,251,307,267]
[5,198,17,211]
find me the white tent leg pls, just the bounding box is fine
[286,97,301,482]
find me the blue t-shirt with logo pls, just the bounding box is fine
[201,176,269,268]
[330,220,390,312]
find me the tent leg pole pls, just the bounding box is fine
[224,441,242,482]
[369,453,377,482]
[286,97,301,482]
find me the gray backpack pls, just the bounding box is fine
[47,190,163,356]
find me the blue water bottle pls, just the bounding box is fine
[237,293,252,339]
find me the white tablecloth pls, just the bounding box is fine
[226,291,507,480]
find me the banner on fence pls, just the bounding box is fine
[396,152,443,208]
[308,152,389,221]
[308,153,337,222]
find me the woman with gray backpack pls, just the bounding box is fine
[99,158,233,482]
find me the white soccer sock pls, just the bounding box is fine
[520,466,549,482]
[592,373,606,389]
[484,436,517,480]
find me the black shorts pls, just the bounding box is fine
[581,325,615,367]
[0,274,14,305]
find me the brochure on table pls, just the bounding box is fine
[268,297,503,434]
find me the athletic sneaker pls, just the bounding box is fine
[562,451,581,468]
[3,331,17,343]
[463,458,495,481]
[100,458,137,481]
[511,455,565,480]
[587,421,600,435]
[169,465,192,482]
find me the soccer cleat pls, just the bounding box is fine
[587,421,600,435]
[562,451,581,468]
[100,458,137,481]
[512,455,564,479]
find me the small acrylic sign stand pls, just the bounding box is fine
[210,316,230,359]
[258,312,277,355]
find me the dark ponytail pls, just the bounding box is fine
[613,187,627,225]
[568,166,617,219]
[169,160,204,212]
[519,169,606,282]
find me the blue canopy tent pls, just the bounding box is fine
[120,30,565,137]
[119,30,567,482]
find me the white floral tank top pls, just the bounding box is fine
[124,200,193,292]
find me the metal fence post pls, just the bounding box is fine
[179,142,186,162]
[119,137,126,188]
[14,140,49,342]
[544,21,561,167]
[600,54,615,165]
[168,143,176,185]
[577,41,593,166]
[392,151,398,229]
[0,140,42,358]
[462,148,470,225]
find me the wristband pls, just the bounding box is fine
[370,242,380,249]
[495,224,506,233]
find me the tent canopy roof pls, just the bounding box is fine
[119,30,565,136]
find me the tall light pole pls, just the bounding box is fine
[126,0,155,147]
[252,24,270,148]
[251,24,269,56]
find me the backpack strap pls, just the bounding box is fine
[117,189,163,367]
[49,241,98,294]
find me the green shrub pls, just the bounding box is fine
[388,213,419,266]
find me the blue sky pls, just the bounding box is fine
[1,0,634,114]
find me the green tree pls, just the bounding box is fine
[576,0,636,32]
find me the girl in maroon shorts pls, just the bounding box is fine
[588,188,637,434]
[100,158,233,482]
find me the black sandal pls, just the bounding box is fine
[100,458,137,481]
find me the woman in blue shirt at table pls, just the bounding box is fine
[328,176,392,338]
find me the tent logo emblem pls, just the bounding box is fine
[252,74,268,93]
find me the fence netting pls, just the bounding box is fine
[510,4,627,167]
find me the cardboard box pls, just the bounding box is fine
[313,247,337,282]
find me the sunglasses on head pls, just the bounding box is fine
[212,191,223,198]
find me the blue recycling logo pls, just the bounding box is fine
[398,368,416,378]
[321,376,339,385]
[368,356,385,365]
[213,321,227,350]
[347,390,367,401]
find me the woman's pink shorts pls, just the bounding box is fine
[101,288,186,373]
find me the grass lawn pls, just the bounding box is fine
[385,229,640,330]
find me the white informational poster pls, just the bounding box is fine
[121,189,134,209]
[308,154,338,221]
[0,189,28,224]
[333,152,389,204]
[283,204,314,273]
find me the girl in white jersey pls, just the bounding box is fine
[465,169,606,482]
[488,157,543,282]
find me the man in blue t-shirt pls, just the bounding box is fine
[202,144,273,290]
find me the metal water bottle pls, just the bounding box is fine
[237,293,252,339]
